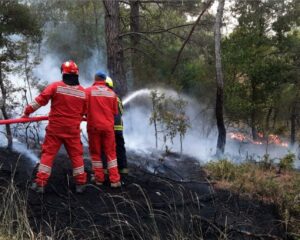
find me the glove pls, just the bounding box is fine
[21,105,34,118]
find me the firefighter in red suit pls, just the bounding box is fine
[85,71,121,188]
[22,60,87,193]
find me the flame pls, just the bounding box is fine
[228,132,247,142]
[228,132,288,147]
[268,134,289,147]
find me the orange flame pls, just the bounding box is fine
[228,132,288,147]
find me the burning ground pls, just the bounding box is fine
[0,148,288,240]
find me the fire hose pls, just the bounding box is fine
[0,116,88,125]
[0,116,49,125]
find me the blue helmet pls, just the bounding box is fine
[95,70,107,80]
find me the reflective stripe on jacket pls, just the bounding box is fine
[114,97,123,131]
[30,81,86,132]
[86,81,118,131]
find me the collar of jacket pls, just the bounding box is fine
[93,81,106,86]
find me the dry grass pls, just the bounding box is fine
[205,157,300,238]
[0,175,212,240]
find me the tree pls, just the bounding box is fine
[31,0,106,80]
[149,90,190,154]
[129,0,140,88]
[118,0,214,92]
[0,0,41,150]
[223,0,299,145]
[214,0,226,156]
[150,90,165,149]
[103,0,127,97]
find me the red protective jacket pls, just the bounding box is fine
[24,81,87,135]
[85,81,118,131]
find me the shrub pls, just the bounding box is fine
[279,152,295,172]
[206,159,239,181]
[260,154,274,171]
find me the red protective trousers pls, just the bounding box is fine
[36,129,86,187]
[88,129,120,183]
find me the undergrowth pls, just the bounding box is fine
[205,155,300,239]
[0,173,212,240]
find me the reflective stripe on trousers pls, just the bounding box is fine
[92,161,103,169]
[107,159,117,169]
[73,166,85,176]
[38,163,52,174]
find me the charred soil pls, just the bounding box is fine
[0,148,286,240]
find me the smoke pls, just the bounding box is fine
[0,126,7,146]
[33,50,106,87]
[0,126,39,165]
[12,139,39,164]
[79,50,107,85]
[123,88,217,160]
[33,54,61,83]
[122,88,300,168]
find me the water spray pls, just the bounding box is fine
[122,88,182,106]
[123,89,152,106]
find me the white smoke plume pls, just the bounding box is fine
[33,54,61,83]
[12,139,39,164]
[123,88,216,160]
[122,88,300,168]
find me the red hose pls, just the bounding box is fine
[0,116,49,125]
[0,116,87,125]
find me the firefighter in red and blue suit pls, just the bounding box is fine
[85,71,121,188]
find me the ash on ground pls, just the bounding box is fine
[0,148,285,240]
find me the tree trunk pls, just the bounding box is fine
[92,0,101,52]
[129,0,140,89]
[291,103,297,146]
[103,0,127,97]
[0,63,13,150]
[251,109,258,140]
[272,109,277,129]
[24,47,33,102]
[214,0,226,156]
[129,0,140,47]
[265,107,272,133]
[250,81,258,140]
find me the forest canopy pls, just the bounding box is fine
[0,0,299,152]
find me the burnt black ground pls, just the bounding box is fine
[0,147,286,240]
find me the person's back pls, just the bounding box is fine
[86,71,121,188]
[86,83,117,131]
[36,81,86,135]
